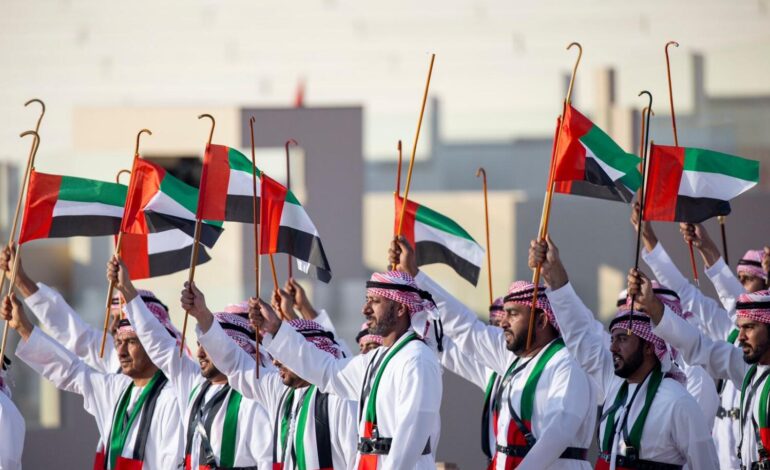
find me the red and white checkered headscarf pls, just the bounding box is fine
[489,296,505,324]
[365,271,439,339]
[736,290,770,324]
[117,290,181,343]
[213,303,257,356]
[289,319,343,359]
[503,281,559,331]
[610,308,686,384]
[738,250,767,282]
[356,321,383,347]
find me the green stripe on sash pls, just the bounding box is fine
[520,338,565,421]
[219,389,242,468]
[294,385,316,470]
[364,333,418,425]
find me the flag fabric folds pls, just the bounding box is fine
[259,173,332,283]
[552,105,641,203]
[643,144,760,223]
[197,144,257,223]
[19,171,126,243]
[395,195,484,285]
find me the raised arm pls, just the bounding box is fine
[530,235,614,395]
[284,279,353,358]
[1,244,118,372]
[438,335,489,390]
[628,269,748,386]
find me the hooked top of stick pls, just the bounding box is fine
[19,130,41,169]
[565,42,583,105]
[134,129,152,157]
[24,98,46,133]
[116,169,131,185]
[475,167,487,180]
[198,113,216,146]
[638,90,653,111]
[665,40,680,55]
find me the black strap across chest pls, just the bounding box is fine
[271,386,334,468]
[185,381,232,466]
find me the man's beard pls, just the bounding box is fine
[613,344,645,378]
[371,305,398,337]
[505,329,526,354]
[741,339,769,364]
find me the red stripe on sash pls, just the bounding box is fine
[93,451,105,470]
[114,456,144,470]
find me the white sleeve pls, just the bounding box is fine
[415,271,513,375]
[671,394,720,469]
[155,391,184,469]
[642,244,734,341]
[705,257,745,313]
[24,282,119,373]
[14,327,127,436]
[683,364,719,430]
[263,322,365,400]
[330,397,359,470]
[652,308,748,386]
[381,353,442,470]
[196,321,278,409]
[123,297,199,411]
[545,282,614,396]
[0,396,25,470]
[439,335,488,390]
[518,358,593,470]
[314,309,354,358]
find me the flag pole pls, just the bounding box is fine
[476,167,494,307]
[526,42,582,350]
[391,140,404,270]
[719,216,729,265]
[249,117,262,377]
[180,114,215,356]
[630,95,654,335]
[0,130,41,364]
[664,40,699,285]
[115,169,131,320]
[100,129,151,358]
[396,53,436,239]
[0,99,45,299]
[285,139,298,279]
[267,254,285,320]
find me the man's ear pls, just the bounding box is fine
[642,341,656,360]
[397,302,410,319]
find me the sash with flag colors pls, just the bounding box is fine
[395,195,484,285]
[197,144,257,223]
[643,143,760,223]
[260,173,332,283]
[121,157,222,246]
[19,170,126,243]
[552,105,641,203]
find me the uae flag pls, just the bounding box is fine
[552,106,641,203]
[120,230,212,280]
[395,195,484,285]
[643,144,760,223]
[19,170,126,243]
[260,173,332,283]
[121,157,222,247]
[197,144,257,223]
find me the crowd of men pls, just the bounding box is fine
[0,211,769,469]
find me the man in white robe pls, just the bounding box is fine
[107,256,272,469]
[2,289,183,469]
[183,282,358,470]
[530,236,719,469]
[390,237,594,470]
[250,267,442,470]
[0,356,24,470]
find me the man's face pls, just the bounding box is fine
[359,340,380,354]
[362,294,401,337]
[499,303,543,354]
[737,317,770,364]
[196,344,226,381]
[115,333,155,378]
[739,273,767,293]
[273,359,309,388]
[609,329,648,378]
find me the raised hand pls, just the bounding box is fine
[106,255,137,302]
[180,281,214,332]
[388,236,418,277]
[274,288,298,320]
[1,294,33,340]
[0,243,38,297]
[630,202,658,252]
[286,278,317,319]
[528,235,568,290]
[627,268,664,324]
[679,223,720,267]
[248,297,281,336]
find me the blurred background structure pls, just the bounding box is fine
[1,1,769,468]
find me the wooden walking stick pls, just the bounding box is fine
[526,42,582,350]
[115,169,131,320]
[394,54,436,270]
[0,130,41,363]
[664,40,700,285]
[476,168,494,307]
[180,114,215,356]
[99,129,151,358]
[395,140,403,199]
[0,99,45,299]
[249,117,263,377]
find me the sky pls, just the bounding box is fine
[0,0,769,162]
